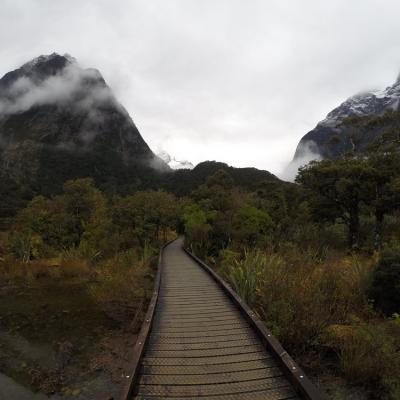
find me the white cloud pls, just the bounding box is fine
[0,61,113,116]
[280,141,322,182]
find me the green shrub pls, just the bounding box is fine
[370,249,400,316]
[325,323,400,398]
[219,249,266,307]
[218,248,374,353]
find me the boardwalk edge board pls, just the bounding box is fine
[122,239,174,400]
[183,246,326,400]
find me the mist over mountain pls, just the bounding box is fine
[158,150,194,170]
[0,53,285,227]
[283,74,400,180]
[0,53,168,194]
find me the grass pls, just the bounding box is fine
[217,246,400,399]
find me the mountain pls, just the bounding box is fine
[0,53,283,227]
[0,53,168,194]
[163,161,280,196]
[293,74,400,161]
[158,150,195,170]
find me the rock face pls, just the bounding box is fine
[293,74,400,160]
[0,53,168,193]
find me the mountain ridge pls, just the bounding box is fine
[0,53,283,227]
[293,74,400,161]
[0,53,169,191]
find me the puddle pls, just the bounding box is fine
[0,370,121,400]
[0,372,62,400]
[0,331,56,369]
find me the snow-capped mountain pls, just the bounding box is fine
[158,150,194,170]
[293,74,400,160]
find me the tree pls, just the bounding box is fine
[370,249,400,316]
[256,181,292,248]
[296,157,375,250]
[10,195,70,259]
[112,191,179,247]
[9,178,113,259]
[367,153,400,249]
[232,204,272,247]
[182,203,215,256]
[192,169,234,212]
[191,169,235,251]
[339,110,400,248]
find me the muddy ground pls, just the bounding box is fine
[0,278,142,400]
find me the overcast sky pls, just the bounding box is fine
[1,0,400,176]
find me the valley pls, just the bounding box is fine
[0,54,399,400]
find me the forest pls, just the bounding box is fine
[1,112,400,399]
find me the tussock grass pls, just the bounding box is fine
[217,247,400,398]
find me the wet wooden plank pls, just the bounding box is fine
[134,390,299,400]
[148,332,258,345]
[154,316,247,327]
[130,239,322,400]
[139,367,284,385]
[141,351,273,366]
[141,358,279,375]
[145,344,266,358]
[151,321,247,333]
[159,306,238,315]
[148,338,260,351]
[149,326,253,338]
[137,377,293,396]
[158,311,241,321]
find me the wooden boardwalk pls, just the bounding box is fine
[130,239,322,400]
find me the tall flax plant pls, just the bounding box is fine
[219,249,267,307]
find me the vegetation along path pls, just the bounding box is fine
[128,239,324,400]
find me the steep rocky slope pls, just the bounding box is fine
[294,74,400,160]
[0,53,168,195]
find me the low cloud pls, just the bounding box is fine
[0,61,114,116]
[157,149,195,170]
[0,58,122,150]
[280,140,322,182]
[148,154,172,172]
[2,1,400,174]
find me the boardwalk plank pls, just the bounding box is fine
[148,332,258,345]
[137,377,293,396]
[139,367,284,385]
[141,359,279,375]
[142,352,273,366]
[131,239,310,399]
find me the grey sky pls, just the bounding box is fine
[1,0,400,176]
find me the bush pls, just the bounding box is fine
[219,249,265,307]
[370,249,400,316]
[218,248,374,353]
[8,230,51,262]
[58,253,91,278]
[325,323,400,398]
[89,248,156,323]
